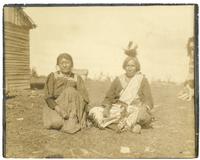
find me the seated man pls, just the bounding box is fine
[88,43,154,133]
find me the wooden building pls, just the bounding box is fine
[4,7,36,91]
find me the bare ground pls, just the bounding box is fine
[4,81,197,158]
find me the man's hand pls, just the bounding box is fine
[146,105,151,112]
[103,105,111,118]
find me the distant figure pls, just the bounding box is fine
[178,37,194,101]
[43,53,89,134]
[89,42,154,133]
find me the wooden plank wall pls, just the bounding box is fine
[5,22,30,90]
[4,7,32,28]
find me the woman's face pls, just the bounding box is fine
[58,58,72,73]
[125,59,137,77]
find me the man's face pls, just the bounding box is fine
[125,60,137,77]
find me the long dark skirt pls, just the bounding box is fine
[43,87,87,134]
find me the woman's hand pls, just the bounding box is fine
[80,118,87,129]
[55,105,68,119]
[79,111,87,129]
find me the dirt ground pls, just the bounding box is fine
[4,80,197,158]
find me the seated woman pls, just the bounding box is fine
[178,37,194,101]
[43,53,89,134]
[89,43,154,133]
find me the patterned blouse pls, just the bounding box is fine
[44,71,89,109]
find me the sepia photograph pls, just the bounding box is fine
[3,4,198,158]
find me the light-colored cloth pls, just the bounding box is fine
[177,84,194,101]
[89,103,151,130]
[125,105,139,127]
[119,72,143,105]
[89,104,123,128]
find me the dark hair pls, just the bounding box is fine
[56,53,73,67]
[122,56,140,71]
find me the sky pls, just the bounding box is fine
[24,5,195,82]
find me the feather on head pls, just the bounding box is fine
[124,41,138,57]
